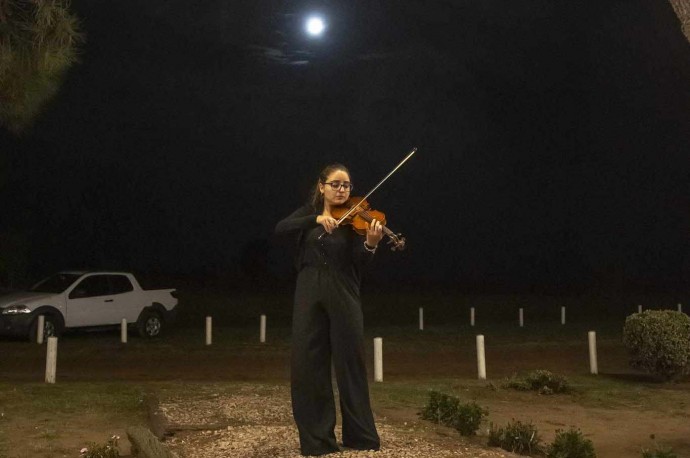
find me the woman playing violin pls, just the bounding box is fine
[275,163,383,456]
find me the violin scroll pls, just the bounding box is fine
[386,233,406,251]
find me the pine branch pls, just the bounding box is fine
[668,0,690,43]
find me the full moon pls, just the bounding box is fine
[305,16,325,36]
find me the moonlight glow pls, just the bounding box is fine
[305,16,325,36]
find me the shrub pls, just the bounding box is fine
[504,370,571,394]
[488,419,543,455]
[623,310,690,381]
[547,428,596,458]
[419,390,488,436]
[79,435,120,458]
[642,445,677,458]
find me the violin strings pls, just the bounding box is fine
[358,209,393,235]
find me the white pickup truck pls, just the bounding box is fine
[0,271,178,340]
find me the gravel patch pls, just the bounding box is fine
[168,424,511,458]
[161,385,513,457]
[159,385,292,427]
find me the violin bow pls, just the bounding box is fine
[333,147,417,226]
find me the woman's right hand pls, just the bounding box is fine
[316,215,338,234]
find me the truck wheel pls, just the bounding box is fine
[137,310,163,338]
[28,314,64,342]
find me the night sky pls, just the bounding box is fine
[1,0,689,294]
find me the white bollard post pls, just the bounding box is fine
[476,335,486,380]
[260,314,266,343]
[588,331,598,375]
[678,303,682,313]
[561,306,566,325]
[121,319,127,343]
[519,308,524,327]
[470,307,475,327]
[638,305,642,313]
[205,316,212,346]
[374,337,383,382]
[37,315,45,344]
[419,307,424,331]
[45,337,58,384]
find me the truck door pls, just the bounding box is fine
[66,275,119,326]
[106,275,137,322]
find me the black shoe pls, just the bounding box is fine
[340,443,380,452]
[301,447,341,456]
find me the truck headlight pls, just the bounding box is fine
[1,305,31,315]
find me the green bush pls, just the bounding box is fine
[79,435,120,458]
[547,428,596,458]
[419,390,488,436]
[488,419,543,455]
[623,310,690,381]
[504,370,571,394]
[642,446,677,458]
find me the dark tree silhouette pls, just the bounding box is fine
[0,0,82,133]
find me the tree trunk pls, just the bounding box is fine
[668,0,690,43]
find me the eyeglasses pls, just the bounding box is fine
[323,181,353,191]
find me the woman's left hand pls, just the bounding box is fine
[366,218,384,247]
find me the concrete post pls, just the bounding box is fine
[260,314,266,343]
[37,315,45,344]
[45,337,58,384]
[374,337,383,382]
[588,331,598,375]
[121,319,127,343]
[476,335,486,380]
[206,316,212,346]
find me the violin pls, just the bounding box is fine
[318,146,417,251]
[331,196,406,251]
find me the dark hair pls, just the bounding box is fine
[309,163,350,209]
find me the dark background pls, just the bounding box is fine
[1,0,689,296]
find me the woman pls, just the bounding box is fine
[275,163,383,456]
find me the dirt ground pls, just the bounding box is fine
[1,331,689,457]
[155,382,690,458]
[0,413,135,458]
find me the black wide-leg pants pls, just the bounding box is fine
[291,266,380,456]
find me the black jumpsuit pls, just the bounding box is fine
[275,204,380,456]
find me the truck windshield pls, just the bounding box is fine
[30,273,82,293]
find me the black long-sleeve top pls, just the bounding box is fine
[275,204,375,285]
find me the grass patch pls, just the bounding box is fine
[370,375,690,419]
[151,380,286,402]
[38,429,60,440]
[566,376,690,412]
[370,379,461,409]
[0,418,7,458]
[0,383,145,418]
[0,382,147,458]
